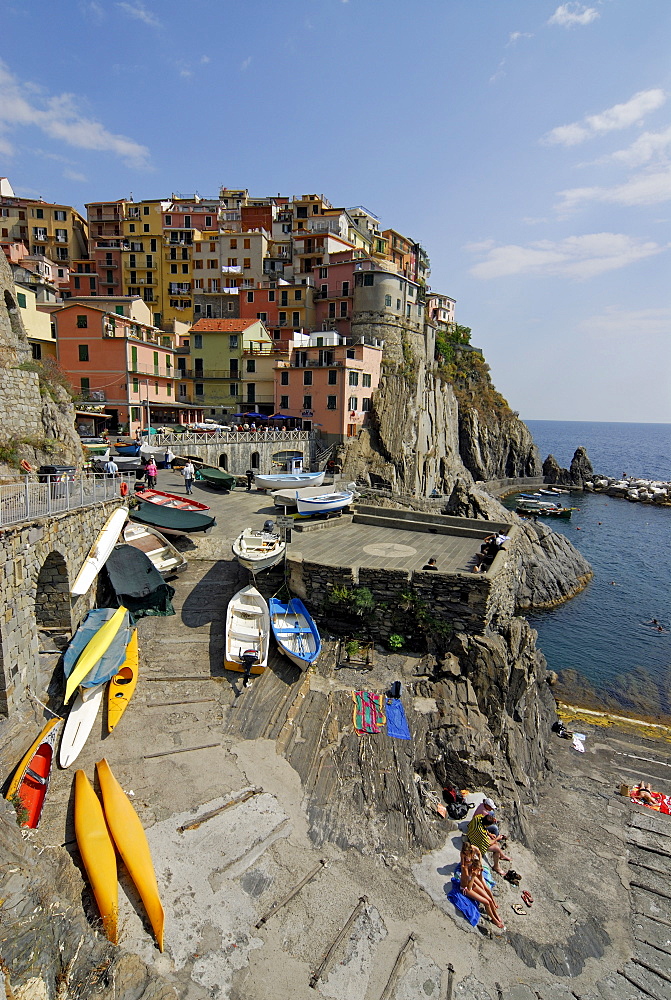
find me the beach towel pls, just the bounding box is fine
[385,699,411,740]
[630,785,671,815]
[352,691,386,735]
[447,877,480,926]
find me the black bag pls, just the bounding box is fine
[447,801,469,820]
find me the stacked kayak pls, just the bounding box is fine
[4,719,62,828]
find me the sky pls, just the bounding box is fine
[1,0,670,423]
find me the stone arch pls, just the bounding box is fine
[218,453,228,470]
[35,551,71,630]
[250,451,260,470]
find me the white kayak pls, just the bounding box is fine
[71,507,129,596]
[59,682,105,768]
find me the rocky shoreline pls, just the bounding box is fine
[584,475,671,505]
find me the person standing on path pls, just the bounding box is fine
[246,469,254,491]
[145,457,158,489]
[183,461,195,495]
[164,448,174,469]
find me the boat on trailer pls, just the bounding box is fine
[269,597,321,671]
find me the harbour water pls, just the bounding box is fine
[517,420,671,723]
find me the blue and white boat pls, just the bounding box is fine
[115,443,141,456]
[254,471,325,491]
[519,492,542,499]
[295,489,354,515]
[269,597,321,670]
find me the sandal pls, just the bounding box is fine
[521,891,533,907]
[511,903,526,915]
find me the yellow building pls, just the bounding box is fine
[1,177,88,268]
[188,318,272,418]
[14,282,57,360]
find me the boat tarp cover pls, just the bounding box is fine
[130,502,215,533]
[104,544,175,620]
[63,608,132,687]
[197,467,236,489]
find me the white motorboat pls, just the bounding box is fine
[224,585,271,680]
[254,471,325,491]
[232,527,286,572]
[123,522,188,578]
[295,490,354,515]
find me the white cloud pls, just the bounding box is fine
[200,55,210,64]
[241,57,252,71]
[606,126,671,167]
[63,169,87,182]
[0,131,14,157]
[468,233,666,280]
[543,89,667,146]
[548,3,599,28]
[578,305,671,341]
[0,61,150,169]
[557,166,671,211]
[116,2,160,28]
[508,32,533,45]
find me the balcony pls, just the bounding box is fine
[180,369,237,379]
[221,265,242,274]
[75,389,107,402]
[93,212,121,222]
[98,260,118,268]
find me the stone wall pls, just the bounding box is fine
[155,435,313,476]
[0,499,124,716]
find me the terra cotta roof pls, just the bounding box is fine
[190,318,260,332]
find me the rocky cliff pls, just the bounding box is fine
[0,252,83,478]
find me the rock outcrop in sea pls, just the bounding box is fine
[542,446,593,487]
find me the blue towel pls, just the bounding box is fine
[385,699,411,740]
[447,878,480,926]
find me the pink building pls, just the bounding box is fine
[274,332,382,443]
[313,250,360,338]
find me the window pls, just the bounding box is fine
[349,371,359,386]
[229,335,238,348]
[182,263,188,274]
[154,382,159,395]
[303,370,312,386]
[320,284,328,297]
[319,267,328,279]
[89,277,96,290]
[246,359,256,373]
[143,206,150,215]
[170,264,178,274]
[194,334,203,349]
[280,395,289,409]
[55,228,67,242]
[133,378,139,392]
[328,369,337,385]
[17,292,26,308]
[54,210,66,221]
[230,239,237,249]
[31,342,42,360]
[35,208,44,219]
[195,383,204,396]
[78,344,89,361]
[327,395,337,409]
[205,216,212,227]
[406,304,411,317]
[294,289,302,301]
[385,294,392,307]
[292,312,300,327]
[243,258,251,269]
[340,301,348,317]
[268,290,275,302]
[165,215,172,226]
[76,314,88,328]
[363,373,372,387]
[151,239,157,251]
[184,216,191,228]
[210,241,216,252]
[362,398,372,412]
[115,305,124,315]
[128,224,135,233]
[280,370,289,385]
[279,312,286,325]
[143,225,150,232]
[302,395,312,410]
[80,377,89,392]
[348,397,358,411]
[227,258,237,267]
[229,383,238,396]
[397,299,401,310]
[329,303,336,318]
[194,259,203,269]
[296,207,308,218]
[363,273,374,286]
[208,258,218,269]
[342,281,349,296]
[247,291,254,302]
[257,311,267,322]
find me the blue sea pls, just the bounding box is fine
[514,421,671,722]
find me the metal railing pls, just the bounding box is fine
[150,429,312,446]
[0,474,127,528]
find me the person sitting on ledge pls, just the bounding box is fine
[466,811,512,874]
[472,534,507,573]
[422,558,438,570]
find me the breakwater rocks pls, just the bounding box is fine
[584,475,671,505]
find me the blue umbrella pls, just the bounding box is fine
[270,414,292,419]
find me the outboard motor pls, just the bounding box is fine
[263,518,275,534]
[241,649,259,688]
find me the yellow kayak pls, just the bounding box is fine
[74,770,118,944]
[5,717,61,802]
[107,630,139,734]
[65,606,128,705]
[96,758,164,951]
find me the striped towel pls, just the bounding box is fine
[352,691,386,735]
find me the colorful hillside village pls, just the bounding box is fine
[0,177,459,445]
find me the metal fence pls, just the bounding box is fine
[150,429,312,446]
[0,474,128,528]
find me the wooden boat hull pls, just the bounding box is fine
[123,522,187,577]
[225,585,270,674]
[60,683,105,768]
[5,719,61,828]
[64,606,129,704]
[269,597,321,671]
[71,507,129,596]
[130,503,216,535]
[134,488,210,512]
[254,471,325,491]
[96,758,164,951]
[232,530,286,572]
[74,770,118,944]
[107,629,139,733]
[295,490,354,515]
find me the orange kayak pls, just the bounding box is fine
[74,770,118,944]
[5,718,61,828]
[107,629,139,733]
[96,758,164,951]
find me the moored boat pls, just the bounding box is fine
[107,629,139,733]
[5,719,62,828]
[114,443,141,456]
[295,489,354,515]
[134,488,210,512]
[225,584,270,680]
[59,682,106,768]
[129,502,216,535]
[269,597,321,671]
[123,521,187,577]
[64,607,130,704]
[254,471,325,491]
[232,527,286,572]
[96,758,165,952]
[71,507,129,596]
[515,500,572,520]
[74,769,118,944]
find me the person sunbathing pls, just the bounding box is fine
[632,782,657,805]
[459,848,505,930]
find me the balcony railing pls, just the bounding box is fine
[0,475,127,528]
[92,212,122,221]
[179,369,237,379]
[151,429,312,445]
